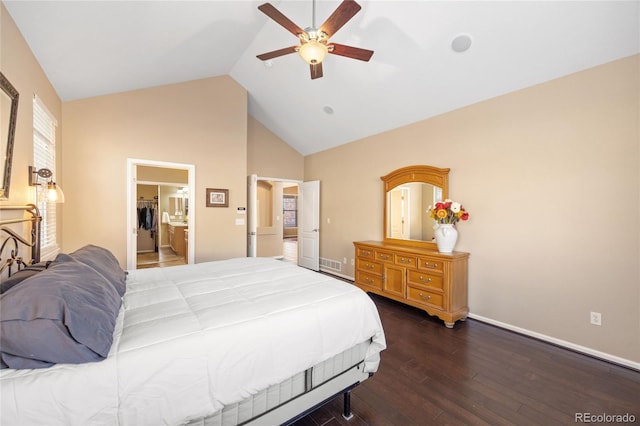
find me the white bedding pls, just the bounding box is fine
[1,257,386,425]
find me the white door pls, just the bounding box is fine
[247,175,257,257]
[389,187,409,239]
[298,180,320,271]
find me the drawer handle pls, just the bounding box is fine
[365,277,374,284]
[399,257,411,264]
[419,293,431,301]
[419,276,432,283]
[365,263,374,269]
[379,254,390,260]
[363,251,371,256]
[423,262,438,269]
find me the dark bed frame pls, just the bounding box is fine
[0,204,41,278]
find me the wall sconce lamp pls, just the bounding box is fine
[29,166,65,203]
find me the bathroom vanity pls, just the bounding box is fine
[168,223,187,258]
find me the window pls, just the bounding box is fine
[283,195,297,228]
[33,95,59,256]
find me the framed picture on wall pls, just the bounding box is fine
[206,188,228,207]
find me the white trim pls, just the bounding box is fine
[320,269,354,282]
[137,180,187,187]
[255,176,303,184]
[33,94,58,126]
[126,158,195,270]
[468,313,640,372]
[40,247,60,262]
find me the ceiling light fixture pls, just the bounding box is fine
[299,39,328,65]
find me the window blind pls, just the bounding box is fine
[33,95,59,255]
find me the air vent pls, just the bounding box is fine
[320,258,342,272]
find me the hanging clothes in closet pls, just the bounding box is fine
[137,198,158,252]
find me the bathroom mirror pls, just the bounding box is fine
[382,165,449,249]
[169,196,184,217]
[0,72,19,200]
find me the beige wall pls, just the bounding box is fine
[305,55,640,364]
[248,116,304,257]
[256,180,284,257]
[138,165,188,184]
[0,3,62,211]
[62,76,247,264]
[247,116,304,180]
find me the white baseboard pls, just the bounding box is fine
[319,267,354,282]
[468,313,640,372]
[314,271,640,372]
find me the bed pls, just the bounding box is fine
[0,205,386,425]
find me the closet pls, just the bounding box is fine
[137,185,159,254]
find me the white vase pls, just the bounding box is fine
[435,224,458,253]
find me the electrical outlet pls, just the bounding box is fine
[590,312,602,326]
[343,257,347,264]
[351,258,354,266]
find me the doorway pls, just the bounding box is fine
[126,159,195,270]
[247,175,320,271]
[135,183,190,269]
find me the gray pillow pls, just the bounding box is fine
[0,258,122,369]
[0,261,51,294]
[64,244,127,296]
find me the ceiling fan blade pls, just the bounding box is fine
[329,43,374,61]
[258,3,304,38]
[257,46,299,61]
[310,62,323,79]
[319,0,362,38]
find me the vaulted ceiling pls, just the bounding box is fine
[4,1,639,155]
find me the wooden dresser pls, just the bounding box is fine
[354,241,469,328]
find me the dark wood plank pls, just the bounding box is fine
[293,293,640,426]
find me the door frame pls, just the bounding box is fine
[247,175,305,260]
[126,158,195,270]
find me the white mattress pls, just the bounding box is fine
[1,257,386,425]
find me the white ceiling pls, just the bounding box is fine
[4,1,639,155]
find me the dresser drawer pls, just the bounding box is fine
[407,286,444,309]
[394,253,417,268]
[355,270,383,290]
[354,240,469,328]
[407,270,444,290]
[375,250,394,263]
[356,247,375,259]
[357,258,382,275]
[417,256,444,274]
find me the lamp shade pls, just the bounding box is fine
[299,40,328,64]
[39,182,65,203]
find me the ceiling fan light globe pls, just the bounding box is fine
[299,39,328,65]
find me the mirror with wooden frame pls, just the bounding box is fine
[382,165,449,249]
[0,72,19,200]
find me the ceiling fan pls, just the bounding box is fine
[256,0,374,80]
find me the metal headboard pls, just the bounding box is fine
[0,204,42,277]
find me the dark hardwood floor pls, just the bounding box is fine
[294,293,640,426]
